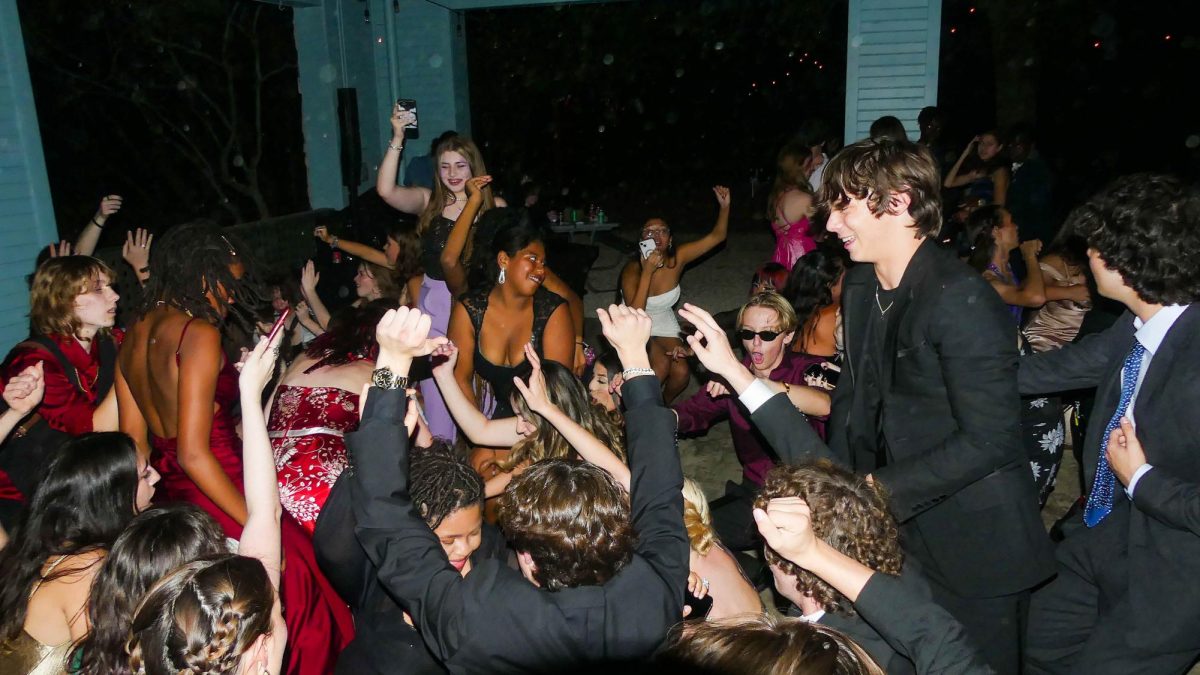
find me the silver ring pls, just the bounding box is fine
[701,578,710,591]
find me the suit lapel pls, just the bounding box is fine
[1135,305,1200,409]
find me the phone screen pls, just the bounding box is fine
[395,99,418,131]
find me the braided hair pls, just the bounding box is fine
[410,442,485,530]
[138,221,264,332]
[126,555,274,675]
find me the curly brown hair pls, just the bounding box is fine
[817,137,943,239]
[28,256,115,338]
[496,459,635,590]
[755,460,903,614]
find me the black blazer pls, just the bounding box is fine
[828,240,1053,597]
[1019,305,1200,652]
[346,376,688,674]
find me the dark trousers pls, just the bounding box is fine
[1025,511,1200,674]
[925,575,1027,675]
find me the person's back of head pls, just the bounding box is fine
[497,459,634,590]
[127,554,277,675]
[658,613,884,675]
[0,432,143,643]
[817,137,943,239]
[868,116,908,143]
[783,241,849,335]
[75,505,227,675]
[917,107,944,142]
[1067,173,1200,306]
[755,460,902,615]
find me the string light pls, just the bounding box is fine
[968,7,976,13]
[950,27,957,34]
[1093,40,1101,48]
[1165,34,1172,41]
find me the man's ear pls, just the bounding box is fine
[885,191,912,216]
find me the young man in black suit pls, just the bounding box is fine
[345,304,688,674]
[819,138,1053,673]
[1018,174,1200,674]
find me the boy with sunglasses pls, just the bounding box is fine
[672,291,832,551]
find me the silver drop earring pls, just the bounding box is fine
[498,268,506,285]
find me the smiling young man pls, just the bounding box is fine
[1017,174,1200,674]
[818,138,1053,674]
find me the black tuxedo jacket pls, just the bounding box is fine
[346,376,688,674]
[1020,305,1200,651]
[827,239,1053,597]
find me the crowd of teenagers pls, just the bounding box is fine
[0,97,1196,675]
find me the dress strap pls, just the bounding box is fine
[176,317,199,357]
[30,555,70,598]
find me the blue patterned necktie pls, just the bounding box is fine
[1084,340,1146,527]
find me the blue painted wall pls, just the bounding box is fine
[0,0,59,349]
[844,0,942,144]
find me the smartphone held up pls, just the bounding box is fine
[395,99,418,132]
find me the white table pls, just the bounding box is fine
[549,221,619,244]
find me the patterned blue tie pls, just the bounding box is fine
[1084,340,1146,527]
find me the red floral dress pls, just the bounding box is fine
[268,385,361,534]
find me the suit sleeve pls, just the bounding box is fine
[1018,314,1133,395]
[622,375,689,609]
[873,276,1025,520]
[748,393,839,466]
[1132,468,1200,536]
[348,387,470,662]
[854,572,994,675]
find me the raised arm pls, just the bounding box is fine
[430,341,522,447]
[987,240,1046,308]
[441,176,491,296]
[944,139,979,189]
[177,321,248,526]
[678,303,835,465]
[754,499,993,675]
[299,260,333,331]
[348,308,469,660]
[676,186,731,266]
[375,107,432,214]
[121,229,153,287]
[237,332,285,589]
[74,195,122,256]
[596,304,688,597]
[514,343,630,490]
[313,227,391,268]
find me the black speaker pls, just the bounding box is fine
[337,88,363,198]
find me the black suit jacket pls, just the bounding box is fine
[828,240,1053,596]
[347,376,688,674]
[1019,305,1200,651]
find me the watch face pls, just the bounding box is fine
[373,368,395,388]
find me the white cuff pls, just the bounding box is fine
[1126,463,1154,499]
[738,378,776,414]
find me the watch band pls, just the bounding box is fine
[372,367,409,390]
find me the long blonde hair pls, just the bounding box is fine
[418,136,496,239]
[682,478,716,555]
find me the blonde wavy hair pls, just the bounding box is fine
[29,256,115,338]
[682,478,716,555]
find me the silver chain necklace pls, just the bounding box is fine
[875,285,895,316]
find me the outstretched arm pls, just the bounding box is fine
[313,227,391,268]
[238,332,285,590]
[74,195,122,256]
[375,107,431,214]
[676,186,731,265]
[430,342,522,447]
[299,260,333,331]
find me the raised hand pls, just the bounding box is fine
[239,330,284,398]
[466,175,493,200]
[3,362,45,416]
[313,225,333,245]
[512,343,553,416]
[596,304,652,360]
[122,228,153,271]
[390,107,417,138]
[375,307,447,365]
[753,497,820,568]
[47,241,73,258]
[713,185,731,209]
[95,195,123,224]
[677,303,743,382]
[1019,239,1043,259]
[301,260,320,294]
[639,249,665,273]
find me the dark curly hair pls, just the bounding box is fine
[496,459,634,590]
[783,241,848,347]
[1068,173,1200,305]
[127,554,275,675]
[817,138,943,239]
[410,441,485,530]
[755,460,903,615]
[74,505,227,675]
[138,220,264,332]
[303,298,395,370]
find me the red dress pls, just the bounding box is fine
[149,320,354,675]
[0,330,122,501]
[268,384,360,534]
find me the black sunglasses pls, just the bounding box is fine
[737,328,782,342]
